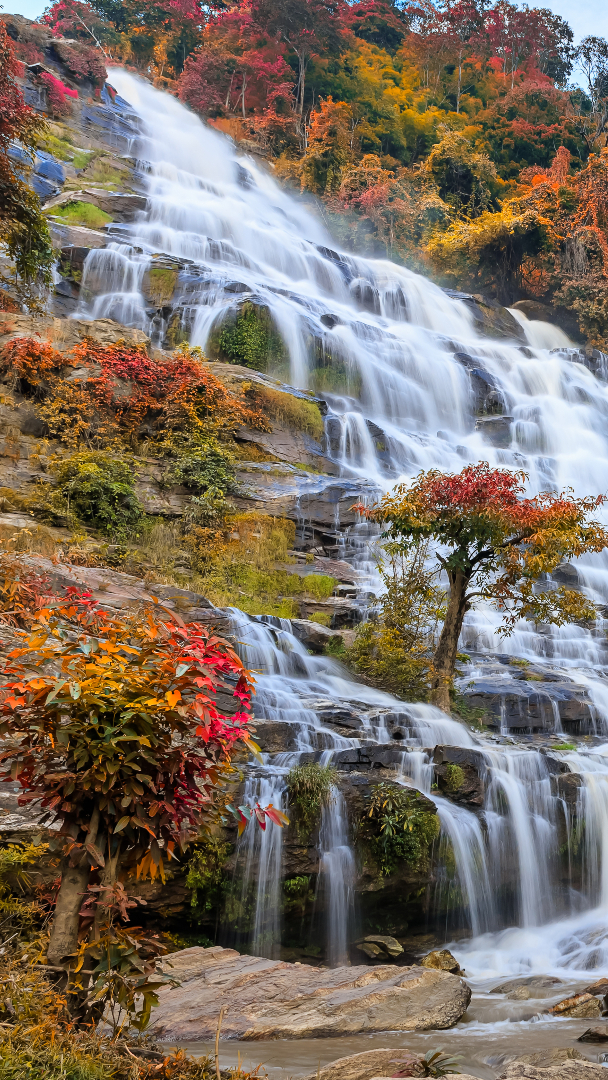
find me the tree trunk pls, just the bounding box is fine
[47,806,100,968]
[46,860,91,967]
[431,568,470,713]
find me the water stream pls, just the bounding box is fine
[74,69,608,1068]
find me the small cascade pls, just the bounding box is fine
[233,768,289,959]
[316,782,357,966]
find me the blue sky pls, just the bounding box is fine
[2,0,607,48]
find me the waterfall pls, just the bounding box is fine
[74,70,608,973]
[317,783,356,966]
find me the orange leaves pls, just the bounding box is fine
[0,336,269,452]
[0,553,261,881]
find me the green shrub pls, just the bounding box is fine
[286,761,338,839]
[186,836,231,914]
[170,444,236,495]
[359,782,440,876]
[444,763,465,792]
[218,302,286,372]
[47,451,143,537]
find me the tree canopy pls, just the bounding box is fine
[361,463,608,709]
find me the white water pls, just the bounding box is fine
[77,71,608,984]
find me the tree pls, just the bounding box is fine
[0,22,53,307]
[360,463,608,710]
[250,0,345,122]
[572,36,608,152]
[0,559,285,1018]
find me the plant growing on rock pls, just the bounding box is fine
[41,451,144,539]
[359,782,440,877]
[360,463,608,710]
[0,557,286,1021]
[286,761,337,839]
[347,542,444,701]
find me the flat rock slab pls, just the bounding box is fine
[151,946,471,1041]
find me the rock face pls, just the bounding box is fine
[149,946,471,1040]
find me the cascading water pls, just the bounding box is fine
[73,70,608,989]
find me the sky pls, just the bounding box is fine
[2,0,607,48]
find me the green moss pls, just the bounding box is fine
[146,267,178,307]
[444,763,465,792]
[358,782,440,876]
[251,385,324,439]
[552,742,576,751]
[217,302,287,372]
[48,201,112,229]
[72,150,95,170]
[286,761,338,839]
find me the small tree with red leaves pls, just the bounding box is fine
[362,463,608,710]
[0,558,285,1022]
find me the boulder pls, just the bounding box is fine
[475,415,513,448]
[356,935,403,959]
[420,949,462,975]
[289,618,344,653]
[578,1028,608,1042]
[301,1049,425,1080]
[550,992,602,1018]
[300,1048,425,1080]
[149,946,471,1040]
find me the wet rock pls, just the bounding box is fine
[356,935,404,959]
[475,414,513,447]
[578,1028,608,1042]
[508,985,531,1000]
[301,1048,425,1080]
[253,720,306,754]
[289,618,344,653]
[491,976,563,994]
[49,223,108,251]
[320,314,342,329]
[584,978,608,996]
[432,746,486,807]
[420,949,462,975]
[150,946,472,1039]
[459,676,593,734]
[550,992,602,1018]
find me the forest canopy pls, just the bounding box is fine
[32,0,608,341]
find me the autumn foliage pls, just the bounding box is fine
[0,336,269,449]
[362,463,608,708]
[0,552,285,1018]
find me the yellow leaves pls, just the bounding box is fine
[165,689,181,709]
